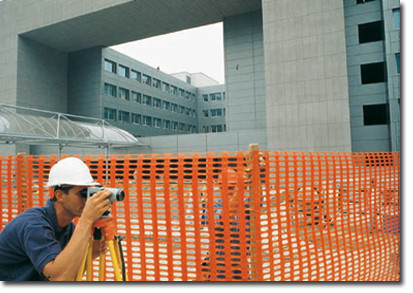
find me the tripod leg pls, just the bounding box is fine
[86,240,93,281]
[108,240,122,281]
[99,251,105,281]
[76,241,90,281]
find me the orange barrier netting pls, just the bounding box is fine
[0,151,400,281]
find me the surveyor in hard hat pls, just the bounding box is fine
[0,157,112,281]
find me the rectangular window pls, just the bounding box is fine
[104,83,116,97]
[131,70,141,82]
[142,116,152,126]
[143,95,152,106]
[363,104,389,125]
[171,121,178,131]
[132,113,141,125]
[393,8,400,29]
[203,94,209,102]
[131,91,141,103]
[118,65,129,78]
[203,110,209,118]
[396,53,400,74]
[360,62,386,84]
[104,108,116,121]
[142,74,152,86]
[171,103,178,113]
[163,120,170,129]
[357,0,375,4]
[162,82,170,93]
[171,85,178,95]
[358,21,383,44]
[118,111,130,123]
[162,101,170,110]
[104,59,116,73]
[118,87,130,100]
[153,78,161,89]
[153,118,162,128]
[153,98,162,108]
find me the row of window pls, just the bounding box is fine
[104,83,197,118]
[202,108,226,118]
[104,59,196,102]
[104,108,196,133]
[201,125,227,133]
[202,92,225,102]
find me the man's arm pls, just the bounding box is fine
[42,191,111,281]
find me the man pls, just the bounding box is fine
[0,157,112,281]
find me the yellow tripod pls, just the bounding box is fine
[76,216,128,281]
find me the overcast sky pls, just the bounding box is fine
[111,22,225,84]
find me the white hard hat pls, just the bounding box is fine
[46,157,99,188]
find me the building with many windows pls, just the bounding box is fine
[0,0,401,155]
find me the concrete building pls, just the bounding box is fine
[0,0,400,155]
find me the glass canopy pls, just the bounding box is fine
[0,104,143,148]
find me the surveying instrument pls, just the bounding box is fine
[76,187,128,281]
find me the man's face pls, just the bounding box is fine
[61,185,89,218]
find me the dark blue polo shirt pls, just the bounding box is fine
[0,199,74,281]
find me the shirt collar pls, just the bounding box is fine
[46,199,63,234]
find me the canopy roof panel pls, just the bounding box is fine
[0,104,144,148]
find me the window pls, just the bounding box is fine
[357,0,375,4]
[153,98,162,108]
[210,93,222,101]
[142,116,152,126]
[358,21,383,44]
[104,59,116,73]
[211,125,223,133]
[143,95,152,106]
[203,94,209,102]
[162,82,170,93]
[360,62,386,84]
[131,70,141,82]
[132,113,141,125]
[118,111,130,123]
[118,87,129,100]
[393,9,400,30]
[104,108,116,121]
[363,104,389,125]
[171,103,178,113]
[396,53,400,74]
[153,118,162,128]
[131,91,141,103]
[211,108,223,117]
[118,65,129,78]
[104,83,116,97]
[153,78,161,89]
[163,120,170,129]
[162,101,170,110]
[203,110,209,118]
[171,85,178,95]
[142,74,151,86]
[171,121,178,131]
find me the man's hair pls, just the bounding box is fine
[51,185,74,202]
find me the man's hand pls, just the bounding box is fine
[92,239,108,259]
[81,189,112,225]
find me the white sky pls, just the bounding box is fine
[111,22,225,84]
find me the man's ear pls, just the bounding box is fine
[54,189,65,202]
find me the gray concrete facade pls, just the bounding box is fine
[0,0,400,155]
[262,0,352,152]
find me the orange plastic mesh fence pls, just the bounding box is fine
[0,151,400,281]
